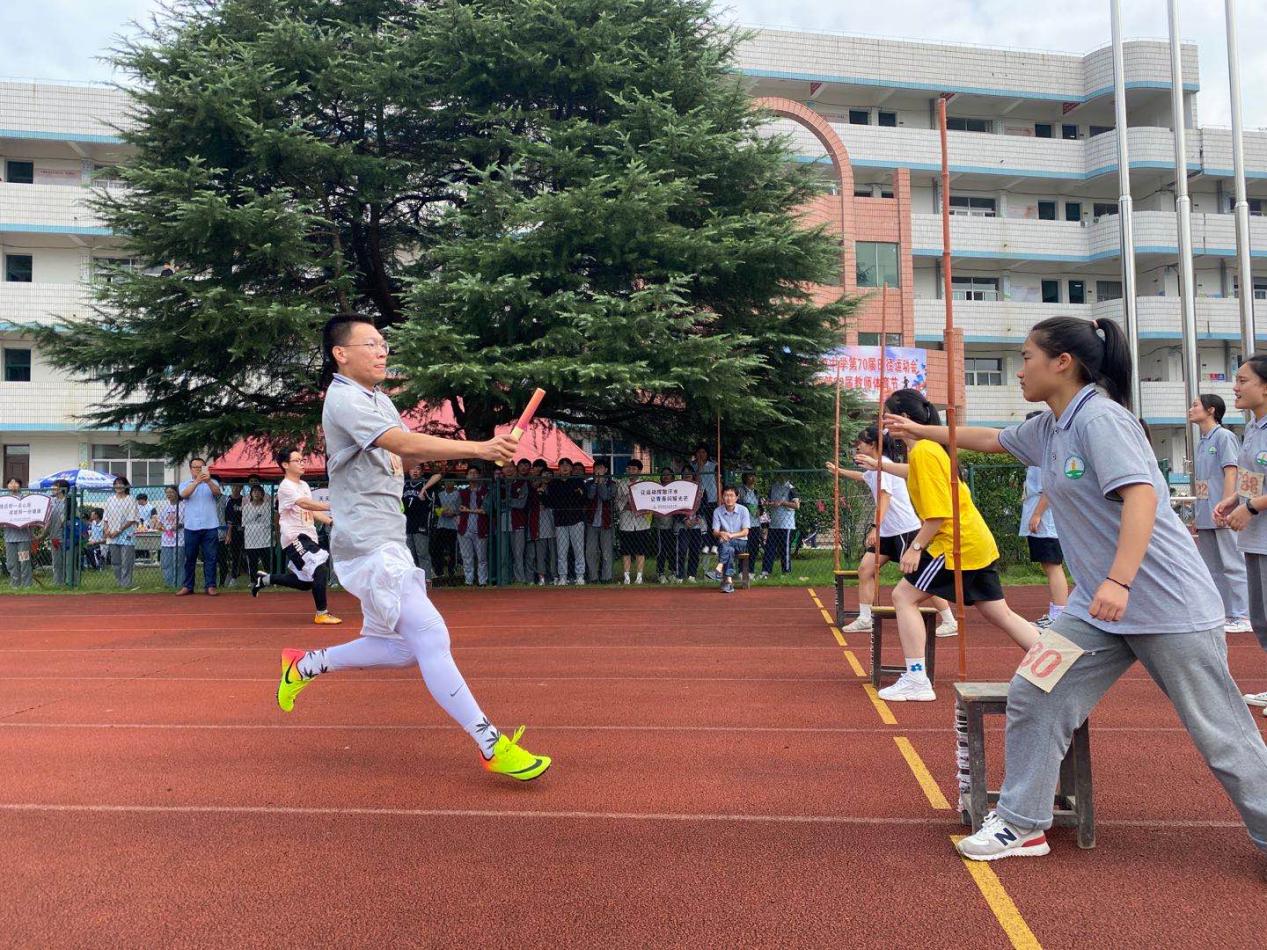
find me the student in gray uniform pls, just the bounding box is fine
[1214,355,1267,714]
[890,315,1267,863]
[273,314,550,782]
[1188,394,1251,634]
[3,477,34,588]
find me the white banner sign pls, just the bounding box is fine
[630,480,701,517]
[820,345,928,401]
[0,494,52,530]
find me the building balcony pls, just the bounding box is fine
[0,283,97,328]
[963,378,1237,427]
[0,182,116,236]
[915,296,1254,343]
[911,210,1267,263]
[0,80,132,144]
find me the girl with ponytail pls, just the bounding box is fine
[885,317,1267,865]
[863,389,1039,706]
[825,425,958,638]
[1187,393,1251,633]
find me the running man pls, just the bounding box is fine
[276,314,550,781]
[250,446,342,625]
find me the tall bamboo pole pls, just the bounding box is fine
[938,94,969,681]
[874,285,890,522]
[833,361,842,572]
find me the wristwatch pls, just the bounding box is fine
[911,541,924,552]
[1246,500,1260,516]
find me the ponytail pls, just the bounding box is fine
[884,388,941,427]
[1029,316,1133,410]
[858,424,907,463]
[1197,393,1227,425]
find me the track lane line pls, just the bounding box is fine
[950,835,1042,949]
[894,737,951,809]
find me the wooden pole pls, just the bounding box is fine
[833,361,842,572]
[874,284,890,525]
[939,94,969,681]
[715,408,722,502]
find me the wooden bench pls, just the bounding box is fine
[869,605,939,688]
[833,569,859,626]
[954,682,1095,849]
[737,552,751,590]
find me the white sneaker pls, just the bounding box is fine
[841,616,874,633]
[759,571,770,580]
[1034,614,1053,629]
[635,573,643,584]
[624,573,631,585]
[574,578,585,586]
[936,619,959,638]
[554,578,566,587]
[686,576,697,584]
[1226,618,1254,634]
[956,811,1050,862]
[659,576,668,585]
[877,673,936,702]
[1243,690,1267,708]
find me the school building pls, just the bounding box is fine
[3,27,1266,482]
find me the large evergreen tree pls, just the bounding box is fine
[38,0,855,465]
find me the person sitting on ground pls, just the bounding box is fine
[712,485,751,594]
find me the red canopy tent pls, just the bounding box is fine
[209,402,592,480]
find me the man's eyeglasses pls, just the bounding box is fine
[340,341,390,355]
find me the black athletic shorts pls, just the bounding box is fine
[619,529,651,556]
[867,528,919,562]
[1027,536,1064,565]
[903,551,1005,605]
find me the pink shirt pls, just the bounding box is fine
[277,478,317,547]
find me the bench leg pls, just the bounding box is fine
[835,573,846,626]
[870,619,883,689]
[923,616,937,684]
[965,703,989,833]
[1071,721,1096,849]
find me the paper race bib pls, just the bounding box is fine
[1016,630,1086,693]
[1238,468,1264,499]
[16,550,29,563]
[1194,480,1210,500]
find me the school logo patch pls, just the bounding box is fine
[1208,445,1217,454]
[1064,455,1086,480]
[1257,451,1267,468]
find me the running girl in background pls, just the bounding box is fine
[826,425,957,638]
[890,316,1267,862]
[870,390,1039,703]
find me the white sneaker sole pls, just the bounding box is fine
[935,628,959,638]
[1244,694,1267,708]
[958,840,1051,862]
[877,689,937,702]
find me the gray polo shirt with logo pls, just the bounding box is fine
[1235,412,1267,555]
[999,384,1223,634]
[322,373,407,561]
[1193,425,1240,530]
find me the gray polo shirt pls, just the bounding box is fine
[999,384,1222,634]
[1193,425,1240,530]
[712,504,751,536]
[1235,412,1267,555]
[322,373,407,561]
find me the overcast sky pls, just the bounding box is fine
[4,0,1265,128]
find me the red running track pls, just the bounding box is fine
[1,585,1265,947]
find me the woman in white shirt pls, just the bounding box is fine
[240,485,274,579]
[828,426,958,636]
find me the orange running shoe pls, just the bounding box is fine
[313,612,343,625]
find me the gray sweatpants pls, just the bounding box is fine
[110,544,135,588]
[996,614,1267,853]
[1240,553,1267,654]
[586,525,614,582]
[457,532,487,585]
[556,523,585,581]
[407,531,433,577]
[1196,528,1249,621]
[5,543,32,588]
[511,528,529,584]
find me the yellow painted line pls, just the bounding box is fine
[828,625,846,647]
[805,587,816,596]
[893,737,951,809]
[819,607,834,625]
[842,649,866,677]
[950,836,1043,949]
[862,684,897,724]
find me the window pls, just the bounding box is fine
[4,160,34,184]
[1038,201,1057,221]
[1041,280,1060,304]
[91,444,166,487]
[2,444,30,486]
[1034,124,1053,139]
[855,241,900,288]
[951,276,1000,301]
[878,111,897,128]
[965,358,1004,386]
[1068,280,1086,305]
[947,117,992,134]
[949,196,997,217]
[1096,280,1123,301]
[3,348,31,382]
[583,437,634,477]
[1232,279,1267,301]
[1065,201,1082,222]
[879,190,893,199]
[1093,202,1119,219]
[858,332,903,347]
[849,109,870,126]
[92,163,122,184]
[91,256,140,284]
[4,254,32,283]
[1089,125,1114,137]
[1062,124,1079,140]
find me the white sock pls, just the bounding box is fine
[394,576,499,758]
[858,603,873,621]
[905,657,928,680]
[1049,603,1065,619]
[939,608,955,623]
[635,572,643,583]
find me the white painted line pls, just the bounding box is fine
[0,722,1204,734]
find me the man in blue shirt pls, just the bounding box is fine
[178,457,222,595]
[712,485,751,594]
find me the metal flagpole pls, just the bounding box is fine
[1225,0,1257,358]
[833,362,842,573]
[1111,0,1143,414]
[875,285,890,523]
[1169,0,1200,477]
[938,94,969,680]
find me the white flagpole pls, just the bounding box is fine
[1111,0,1143,414]
[1168,0,1199,475]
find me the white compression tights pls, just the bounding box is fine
[298,578,499,757]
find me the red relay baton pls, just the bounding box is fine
[498,388,546,465]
